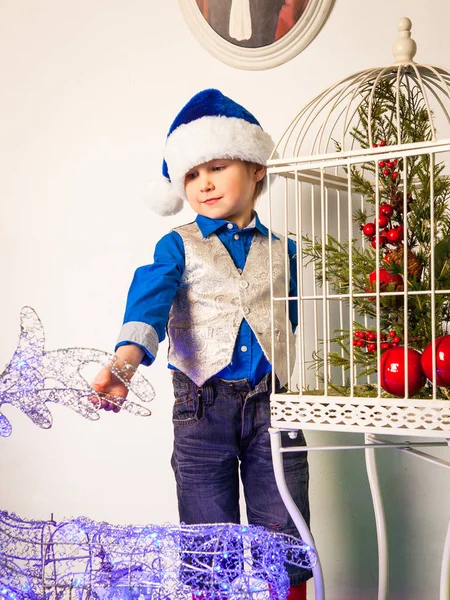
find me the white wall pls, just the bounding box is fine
[1,1,449,599]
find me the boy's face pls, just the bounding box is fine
[184,159,265,228]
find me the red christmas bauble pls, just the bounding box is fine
[379,203,394,218]
[386,228,402,245]
[377,215,390,229]
[380,347,425,396]
[371,234,387,249]
[369,268,403,289]
[363,222,376,237]
[420,335,450,387]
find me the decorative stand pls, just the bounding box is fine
[267,18,450,600]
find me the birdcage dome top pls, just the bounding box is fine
[270,18,450,161]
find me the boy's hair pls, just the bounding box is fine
[245,161,266,203]
[146,89,274,216]
[254,177,265,202]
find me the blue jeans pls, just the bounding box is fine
[171,370,312,586]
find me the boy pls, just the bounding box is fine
[92,89,311,599]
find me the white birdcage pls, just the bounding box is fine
[267,17,450,439]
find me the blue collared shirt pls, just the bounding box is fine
[116,213,297,386]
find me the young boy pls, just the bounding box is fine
[92,89,311,599]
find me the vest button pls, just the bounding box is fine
[239,280,249,288]
[237,268,243,274]
[242,306,250,315]
[240,345,248,352]
[233,234,240,240]
[227,223,234,229]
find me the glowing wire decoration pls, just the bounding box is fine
[0,307,154,437]
[0,511,316,599]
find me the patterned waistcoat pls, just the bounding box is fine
[167,222,296,386]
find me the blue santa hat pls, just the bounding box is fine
[146,89,275,216]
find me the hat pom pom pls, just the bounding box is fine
[144,178,184,216]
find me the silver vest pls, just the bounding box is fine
[167,222,295,386]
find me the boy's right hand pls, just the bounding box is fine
[90,367,129,413]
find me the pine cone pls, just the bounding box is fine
[390,191,414,213]
[387,245,423,280]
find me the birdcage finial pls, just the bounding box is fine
[392,17,417,65]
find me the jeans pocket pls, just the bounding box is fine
[172,389,203,426]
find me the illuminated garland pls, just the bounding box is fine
[0,511,316,599]
[0,307,154,437]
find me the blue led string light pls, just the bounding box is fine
[0,511,316,599]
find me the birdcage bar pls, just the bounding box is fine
[294,172,308,392]
[310,181,321,389]
[268,173,278,397]
[284,174,294,391]
[268,138,450,172]
[319,168,329,397]
[429,151,437,400]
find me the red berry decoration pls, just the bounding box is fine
[363,223,376,237]
[383,168,390,176]
[369,268,403,289]
[386,228,402,245]
[379,204,394,218]
[391,171,399,180]
[380,140,386,147]
[380,347,425,396]
[371,235,387,249]
[372,143,378,148]
[377,215,390,229]
[420,335,450,387]
[379,161,386,168]
[367,343,376,353]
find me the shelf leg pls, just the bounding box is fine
[440,520,450,600]
[364,433,389,600]
[269,427,325,600]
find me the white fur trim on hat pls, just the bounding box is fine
[163,115,274,200]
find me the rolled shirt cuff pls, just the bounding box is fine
[115,321,159,365]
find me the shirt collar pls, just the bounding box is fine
[196,212,276,238]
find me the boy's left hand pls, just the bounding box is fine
[90,366,129,412]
